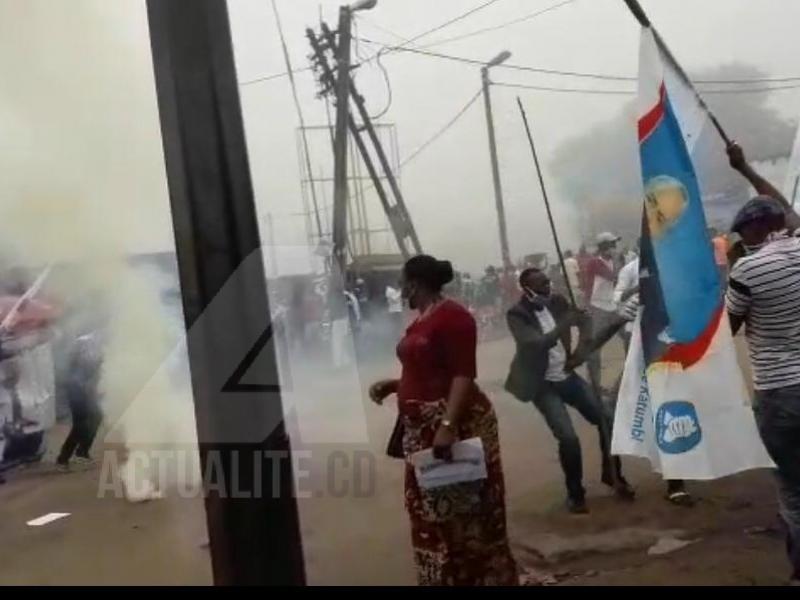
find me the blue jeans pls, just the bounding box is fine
[754,386,800,580]
[533,373,620,501]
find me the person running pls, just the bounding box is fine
[505,267,634,514]
[56,335,102,470]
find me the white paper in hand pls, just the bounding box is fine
[410,437,487,490]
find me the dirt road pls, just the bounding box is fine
[0,336,789,585]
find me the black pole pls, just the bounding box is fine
[516,98,577,308]
[146,0,306,585]
[621,0,731,145]
[622,0,650,26]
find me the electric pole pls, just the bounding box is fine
[308,18,421,261]
[330,5,352,282]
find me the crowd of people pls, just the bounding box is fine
[369,141,800,586]
[0,278,105,485]
[3,142,798,585]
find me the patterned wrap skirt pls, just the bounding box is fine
[400,396,518,586]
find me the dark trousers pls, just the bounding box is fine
[533,373,622,501]
[754,386,800,580]
[57,401,101,464]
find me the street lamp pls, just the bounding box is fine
[481,50,512,267]
[487,50,512,68]
[350,0,377,12]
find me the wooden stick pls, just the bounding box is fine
[516,97,577,308]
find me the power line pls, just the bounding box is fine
[493,81,632,95]
[240,15,800,93]
[358,39,635,81]
[703,83,800,94]
[399,89,484,169]
[494,80,800,95]
[355,15,412,44]
[696,74,800,84]
[393,0,507,52]
[240,66,313,86]
[241,41,800,88]
[372,50,394,119]
[416,0,576,50]
[240,58,800,89]
[358,89,483,198]
[353,16,393,120]
[239,1,508,87]
[359,38,800,87]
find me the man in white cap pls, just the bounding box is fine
[585,232,622,401]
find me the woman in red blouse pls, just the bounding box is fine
[370,255,519,586]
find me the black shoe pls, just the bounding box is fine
[567,496,589,514]
[614,477,636,501]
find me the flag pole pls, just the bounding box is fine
[621,0,732,145]
[516,97,577,308]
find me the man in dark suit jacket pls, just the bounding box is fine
[505,268,633,513]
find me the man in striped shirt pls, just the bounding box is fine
[726,144,800,585]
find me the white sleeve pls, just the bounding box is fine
[614,263,635,305]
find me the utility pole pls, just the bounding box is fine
[481,51,512,267]
[330,5,352,282]
[310,21,421,260]
[146,0,305,585]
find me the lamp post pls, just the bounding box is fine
[481,50,512,267]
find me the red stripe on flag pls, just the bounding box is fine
[638,83,666,143]
[657,303,724,369]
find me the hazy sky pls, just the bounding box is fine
[2,0,800,272]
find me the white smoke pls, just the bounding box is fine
[0,0,199,500]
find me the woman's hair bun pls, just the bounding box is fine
[436,260,454,287]
[404,254,455,292]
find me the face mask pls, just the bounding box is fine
[523,286,546,308]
